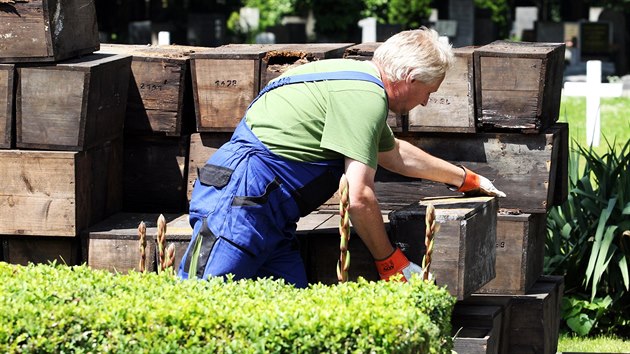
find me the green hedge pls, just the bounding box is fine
[0,262,455,353]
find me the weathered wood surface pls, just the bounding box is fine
[186,132,232,202]
[409,47,476,133]
[469,275,564,354]
[453,328,497,354]
[83,212,191,273]
[16,54,132,151]
[452,305,502,354]
[1,236,80,266]
[98,44,206,136]
[123,135,190,213]
[474,41,565,133]
[0,139,123,236]
[191,44,280,132]
[478,212,546,295]
[388,196,498,300]
[459,296,512,354]
[367,123,568,213]
[0,0,99,63]
[342,42,403,132]
[0,64,14,148]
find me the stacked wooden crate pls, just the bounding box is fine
[0,0,131,265]
[340,40,567,354]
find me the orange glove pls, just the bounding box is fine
[456,166,506,197]
[375,248,424,282]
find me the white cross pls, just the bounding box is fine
[562,60,623,147]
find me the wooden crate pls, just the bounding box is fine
[83,212,192,273]
[478,212,546,295]
[343,42,404,132]
[474,41,565,133]
[0,139,123,236]
[16,54,132,151]
[373,123,569,213]
[296,211,382,284]
[468,275,564,354]
[98,44,203,136]
[451,305,502,354]
[388,196,498,300]
[123,135,190,213]
[186,132,232,202]
[2,236,80,266]
[191,44,282,132]
[408,47,476,133]
[0,64,15,149]
[458,296,512,354]
[260,43,353,87]
[0,0,99,63]
[453,328,497,354]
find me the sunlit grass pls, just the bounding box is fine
[558,333,630,353]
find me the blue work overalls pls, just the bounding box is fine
[177,71,385,287]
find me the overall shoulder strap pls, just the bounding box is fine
[248,71,384,108]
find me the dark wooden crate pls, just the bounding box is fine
[452,304,502,354]
[191,44,283,132]
[186,132,232,203]
[478,212,546,295]
[388,196,498,300]
[0,0,99,63]
[123,135,190,213]
[0,64,15,149]
[343,42,404,132]
[0,139,122,237]
[98,44,203,136]
[260,43,353,87]
[458,296,512,354]
[296,212,381,284]
[1,236,80,266]
[374,123,569,213]
[453,327,498,354]
[408,47,476,133]
[474,41,565,133]
[468,275,564,354]
[82,212,191,273]
[16,54,132,151]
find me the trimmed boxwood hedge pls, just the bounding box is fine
[0,262,455,353]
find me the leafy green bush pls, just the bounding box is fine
[546,139,630,337]
[0,262,456,353]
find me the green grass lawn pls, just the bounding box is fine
[558,333,630,353]
[558,96,630,155]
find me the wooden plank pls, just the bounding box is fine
[83,212,191,274]
[343,42,404,132]
[97,44,206,136]
[451,305,502,354]
[367,123,568,213]
[123,135,190,213]
[186,132,233,203]
[0,0,100,63]
[458,296,512,354]
[408,47,476,133]
[388,196,498,300]
[474,41,565,133]
[0,64,15,149]
[0,139,123,236]
[16,54,132,151]
[478,213,546,295]
[2,236,80,266]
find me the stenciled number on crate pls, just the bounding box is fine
[140,80,168,91]
[495,241,506,249]
[215,80,237,87]
[428,97,451,105]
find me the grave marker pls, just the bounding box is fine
[563,60,622,146]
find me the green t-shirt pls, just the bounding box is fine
[246,59,395,169]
